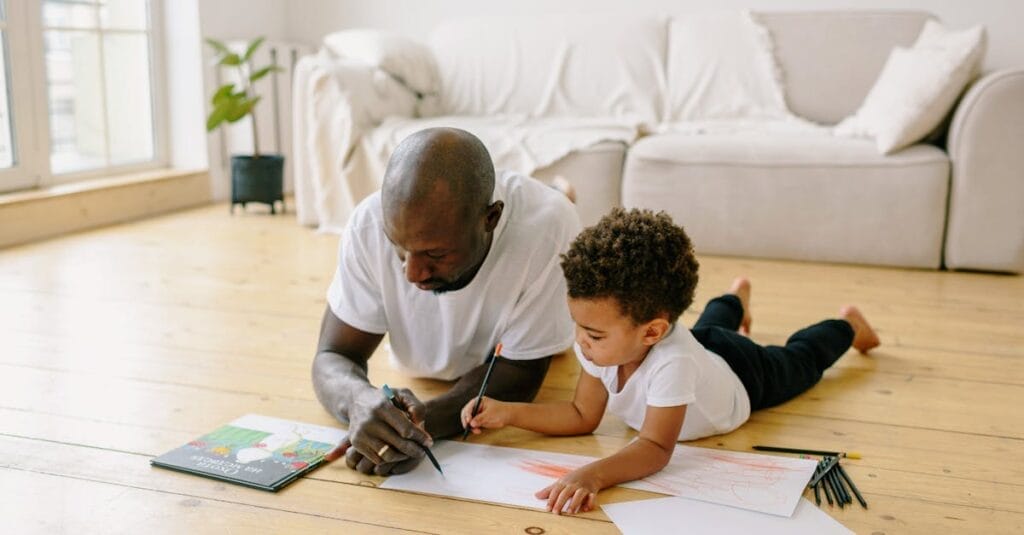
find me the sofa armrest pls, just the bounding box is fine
[944,68,1024,273]
[292,51,422,228]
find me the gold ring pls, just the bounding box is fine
[376,444,390,458]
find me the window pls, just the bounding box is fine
[0,2,15,170]
[1,0,164,194]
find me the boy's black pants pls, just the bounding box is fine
[691,294,854,411]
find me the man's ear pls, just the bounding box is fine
[484,200,504,232]
[641,318,672,346]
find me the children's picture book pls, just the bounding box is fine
[151,414,346,492]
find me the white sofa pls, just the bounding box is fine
[293,11,1024,273]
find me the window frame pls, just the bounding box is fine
[0,0,167,194]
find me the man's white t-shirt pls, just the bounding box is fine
[577,324,751,441]
[327,170,582,380]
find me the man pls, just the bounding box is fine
[313,127,581,475]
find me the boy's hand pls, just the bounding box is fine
[460,396,511,434]
[535,466,600,515]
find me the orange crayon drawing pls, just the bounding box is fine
[517,459,575,479]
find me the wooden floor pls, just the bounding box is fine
[1,203,1022,534]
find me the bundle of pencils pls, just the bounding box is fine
[808,456,867,509]
[753,445,868,510]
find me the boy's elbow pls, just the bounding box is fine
[641,438,675,468]
[581,418,601,434]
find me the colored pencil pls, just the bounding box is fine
[323,440,349,462]
[462,343,503,440]
[838,463,869,508]
[829,468,848,507]
[808,456,839,486]
[821,472,834,506]
[753,445,862,459]
[813,481,821,505]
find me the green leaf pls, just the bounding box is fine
[219,53,242,66]
[242,37,265,61]
[206,102,232,132]
[225,96,260,122]
[211,84,235,105]
[204,38,230,56]
[248,65,280,83]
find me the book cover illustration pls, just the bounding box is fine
[151,414,347,491]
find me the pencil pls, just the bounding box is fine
[462,343,503,440]
[813,480,821,505]
[382,383,444,475]
[837,463,868,508]
[753,445,862,459]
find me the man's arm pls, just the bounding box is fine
[312,305,432,475]
[424,353,553,439]
[312,306,383,422]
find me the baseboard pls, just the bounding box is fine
[0,169,212,249]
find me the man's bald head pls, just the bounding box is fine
[379,128,504,294]
[381,127,495,221]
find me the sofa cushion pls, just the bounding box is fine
[622,133,950,267]
[427,14,666,128]
[756,11,931,124]
[665,12,790,123]
[834,20,986,154]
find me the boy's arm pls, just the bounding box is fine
[464,370,609,436]
[538,403,687,514]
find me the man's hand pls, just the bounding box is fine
[460,396,513,435]
[344,386,433,476]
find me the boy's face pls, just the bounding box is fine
[567,296,666,367]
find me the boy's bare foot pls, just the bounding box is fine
[728,277,753,335]
[840,305,880,354]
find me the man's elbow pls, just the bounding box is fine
[497,355,552,402]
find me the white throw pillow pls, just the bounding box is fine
[834,20,985,154]
[664,11,792,123]
[323,29,440,97]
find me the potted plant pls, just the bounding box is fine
[205,37,284,214]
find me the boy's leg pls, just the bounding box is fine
[693,277,752,334]
[693,319,854,411]
[693,295,744,331]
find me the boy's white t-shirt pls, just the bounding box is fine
[327,170,581,380]
[577,324,751,441]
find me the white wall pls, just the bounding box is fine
[202,0,290,200]
[284,0,1023,71]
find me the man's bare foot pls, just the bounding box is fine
[840,305,880,354]
[551,176,577,204]
[728,277,753,335]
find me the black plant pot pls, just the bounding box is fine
[230,154,285,214]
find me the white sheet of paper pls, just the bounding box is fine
[621,445,817,516]
[379,441,597,510]
[604,497,854,535]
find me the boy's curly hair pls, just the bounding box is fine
[561,208,699,324]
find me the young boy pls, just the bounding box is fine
[460,208,879,515]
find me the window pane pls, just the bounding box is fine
[43,1,99,29]
[100,0,147,30]
[104,33,153,164]
[45,30,106,174]
[0,31,12,169]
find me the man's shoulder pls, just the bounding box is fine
[499,170,581,244]
[346,192,385,237]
